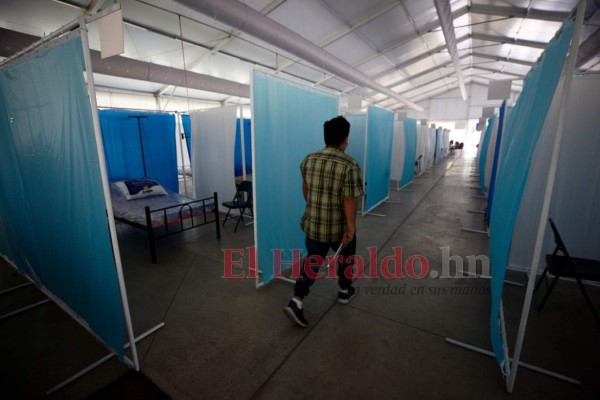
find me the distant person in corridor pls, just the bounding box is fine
[283,116,364,327]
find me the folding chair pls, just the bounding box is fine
[535,218,600,327]
[221,180,253,232]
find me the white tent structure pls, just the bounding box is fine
[2,0,598,118]
[1,0,600,395]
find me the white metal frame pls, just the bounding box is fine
[79,10,140,371]
[446,0,586,393]
[0,4,159,390]
[506,0,586,392]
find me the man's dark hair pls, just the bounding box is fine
[324,116,350,146]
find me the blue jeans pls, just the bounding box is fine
[293,234,357,299]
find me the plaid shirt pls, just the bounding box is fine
[300,146,364,242]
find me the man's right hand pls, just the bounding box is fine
[342,229,355,246]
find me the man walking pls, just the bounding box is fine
[284,116,364,327]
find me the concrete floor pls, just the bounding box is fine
[1,151,599,399]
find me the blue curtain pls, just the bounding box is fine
[489,18,575,367]
[365,106,394,212]
[499,107,514,162]
[99,110,178,192]
[253,70,339,284]
[234,118,252,176]
[181,114,191,158]
[486,101,507,223]
[400,119,417,188]
[0,36,125,359]
[478,116,495,193]
[345,114,367,212]
[345,114,367,177]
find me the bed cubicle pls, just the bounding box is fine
[99,110,220,263]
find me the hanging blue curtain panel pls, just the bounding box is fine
[364,106,394,212]
[489,18,575,368]
[499,107,514,163]
[99,110,178,192]
[252,70,338,284]
[181,114,191,158]
[400,118,417,188]
[344,114,367,213]
[485,101,507,223]
[344,114,367,180]
[0,36,125,359]
[234,118,253,176]
[478,116,495,193]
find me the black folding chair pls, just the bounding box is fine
[535,218,600,327]
[221,180,253,232]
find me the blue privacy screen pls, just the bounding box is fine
[252,70,338,284]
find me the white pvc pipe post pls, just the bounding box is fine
[445,338,581,386]
[0,282,32,295]
[506,1,586,392]
[46,322,165,396]
[79,18,140,371]
[250,70,261,290]
[0,299,50,322]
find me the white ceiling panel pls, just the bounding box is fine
[517,20,564,42]
[470,14,522,37]
[383,37,438,66]
[282,61,335,85]
[420,30,448,50]
[531,0,577,13]
[394,70,449,93]
[404,78,456,98]
[470,67,521,81]
[403,0,439,29]
[268,0,347,44]
[189,52,252,84]
[323,32,378,66]
[355,6,415,50]
[0,0,81,37]
[356,56,398,78]
[323,77,353,92]
[376,69,408,88]
[504,45,545,61]
[401,54,452,76]
[319,0,394,26]
[218,38,279,70]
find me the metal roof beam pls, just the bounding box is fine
[433,0,468,100]
[470,65,526,78]
[313,5,469,86]
[389,71,458,100]
[470,32,547,49]
[469,4,570,22]
[371,34,470,81]
[390,79,466,110]
[471,51,534,67]
[173,0,424,111]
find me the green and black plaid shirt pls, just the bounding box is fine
[300,146,364,243]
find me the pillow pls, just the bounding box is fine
[115,178,167,201]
